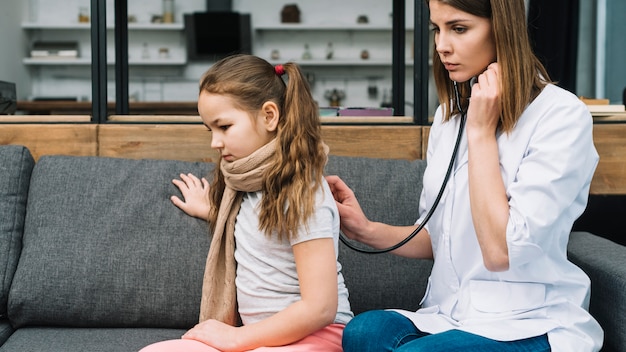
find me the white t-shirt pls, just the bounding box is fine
[396,84,604,351]
[234,178,353,326]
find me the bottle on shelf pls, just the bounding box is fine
[141,43,151,59]
[325,42,334,60]
[302,44,312,60]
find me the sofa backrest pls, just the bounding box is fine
[0,145,34,321]
[326,156,433,314]
[7,152,433,329]
[8,155,214,329]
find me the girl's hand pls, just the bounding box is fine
[182,319,240,351]
[467,62,501,134]
[171,173,211,221]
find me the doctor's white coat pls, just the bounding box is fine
[396,84,604,352]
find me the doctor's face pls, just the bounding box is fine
[429,0,497,83]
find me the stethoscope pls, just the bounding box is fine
[340,78,472,254]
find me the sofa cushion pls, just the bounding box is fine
[326,156,433,314]
[8,156,214,329]
[568,231,626,352]
[0,145,34,320]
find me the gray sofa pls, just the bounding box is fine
[0,144,623,352]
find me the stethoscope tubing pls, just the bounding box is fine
[340,81,468,254]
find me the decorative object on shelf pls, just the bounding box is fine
[128,14,137,23]
[360,49,370,60]
[302,44,312,60]
[281,4,300,23]
[30,42,79,58]
[78,6,90,23]
[324,89,345,107]
[141,43,150,59]
[158,47,170,59]
[151,15,164,23]
[162,0,174,23]
[325,42,334,60]
[356,15,369,24]
[270,49,280,60]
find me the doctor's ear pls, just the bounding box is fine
[261,101,279,132]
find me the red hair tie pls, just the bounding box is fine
[274,64,285,76]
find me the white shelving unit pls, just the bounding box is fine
[21,22,187,66]
[252,22,415,110]
[254,23,414,67]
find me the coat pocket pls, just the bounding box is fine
[469,280,546,313]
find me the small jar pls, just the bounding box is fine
[78,6,90,23]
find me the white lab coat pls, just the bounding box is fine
[396,84,604,351]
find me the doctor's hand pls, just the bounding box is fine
[467,62,502,135]
[171,173,211,221]
[325,175,372,242]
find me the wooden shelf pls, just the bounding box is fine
[15,101,198,115]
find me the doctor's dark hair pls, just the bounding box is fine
[427,0,551,133]
[198,54,325,240]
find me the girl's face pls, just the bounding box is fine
[198,91,276,162]
[429,0,497,83]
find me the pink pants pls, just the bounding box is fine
[139,324,344,352]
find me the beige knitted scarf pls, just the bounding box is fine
[199,138,278,325]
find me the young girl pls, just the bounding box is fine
[330,0,603,351]
[140,54,352,351]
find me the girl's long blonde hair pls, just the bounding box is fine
[428,0,551,132]
[200,54,326,241]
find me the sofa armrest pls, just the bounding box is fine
[568,231,626,352]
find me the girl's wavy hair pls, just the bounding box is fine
[199,54,325,241]
[428,0,551,132]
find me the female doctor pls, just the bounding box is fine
[327,0,604,351]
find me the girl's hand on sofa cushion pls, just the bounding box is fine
[171,173,211,221]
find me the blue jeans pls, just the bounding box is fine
[342,310,551,352]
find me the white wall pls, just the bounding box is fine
[0,1,31,99]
